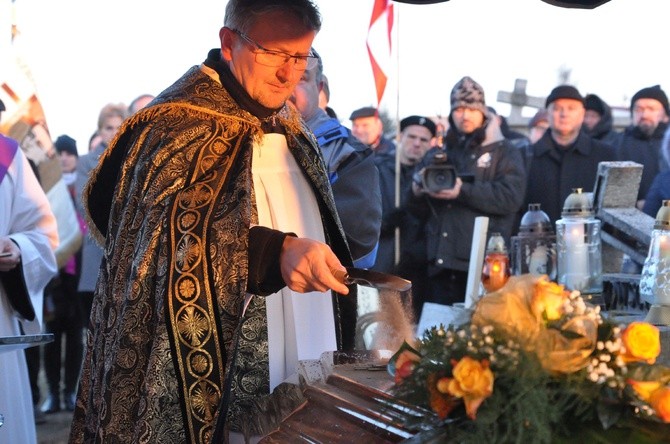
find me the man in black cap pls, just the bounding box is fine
[373,115,435,319]
[615,85,670,209]
[524,85,616,225]
[410,76,527,307]
[349,106,395,155]
[582,93,620,147]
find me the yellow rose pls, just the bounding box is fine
[621,322,661,364]
[531,277,569,321]
[649,386,670,422]
[446,356,494,419]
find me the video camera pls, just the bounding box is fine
[414,152,474,193]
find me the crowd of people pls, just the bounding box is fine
[1,0,669,443]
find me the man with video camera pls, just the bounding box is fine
[411,76,526,306]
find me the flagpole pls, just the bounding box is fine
[393,2,401,267]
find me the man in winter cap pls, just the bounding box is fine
[582,93,620,146]
[409,76,526,307]
[524,85,616,227]
[615,85,670,208]
[349,106,395,155]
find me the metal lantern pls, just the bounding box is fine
[556,188,602,294]
[640,200,670,325]
[481,232,510,292]
[510,203,556,279]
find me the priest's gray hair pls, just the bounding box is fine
[224,0,322,34]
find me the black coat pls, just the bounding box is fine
[372,153,424,273]
[413,119,527,275]
[582,94,621,148]
[525,130,617,225]
[615,122,669,200]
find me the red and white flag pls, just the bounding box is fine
[366,0,394,107]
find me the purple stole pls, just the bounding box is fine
[0,134,19,186]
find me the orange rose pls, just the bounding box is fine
[446,356,494,420]
[628,379,662,402]
[436,376,451,394]
[531,277,569,321]
[649,386,670,422]
[620,322,661,364]
[428,374,458,419]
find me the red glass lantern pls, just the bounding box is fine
[481,233,510,292]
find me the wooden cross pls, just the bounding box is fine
[496,79,546,126]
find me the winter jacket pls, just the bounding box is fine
[582,94,621,147]
[525,130,617,225]
[413,114,527,275]
[616,121,669,200]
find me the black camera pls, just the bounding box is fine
[417,152,457,192]
[414,152,474,193]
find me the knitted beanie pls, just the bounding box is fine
[631,85,670,115]
[450,76,487,114]
[54,135,78,156]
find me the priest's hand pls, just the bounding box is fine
[0,237,21,272]
[280,236,350,295]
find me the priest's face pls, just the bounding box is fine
[221,11,316,110]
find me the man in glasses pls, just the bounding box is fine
[70,1,353,443]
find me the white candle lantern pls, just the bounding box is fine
[510,203,556,279]
[556,188,602,294]
[640,200,670,325]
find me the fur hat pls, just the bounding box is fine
[54,135,78,157]
[349,106,378,120]
[631,85,670,115]
[400,115,437,137]
[545,85,584,107]
[450,76,487,114]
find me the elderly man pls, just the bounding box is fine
[290,49,381,269]
[411,76,526,307]
[69,1,353,443]
[525,85,616,225]
[349,106,396,155]
[616,85,670,209]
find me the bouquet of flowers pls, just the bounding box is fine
[389,275,670,443]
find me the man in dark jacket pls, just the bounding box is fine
[582,93,620,147]
[411,76,526,306]
[615,85,670,209]
[290,49,381,269]
[525,85,617,225]
[374,115,436,318]
[349,106,396,156]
